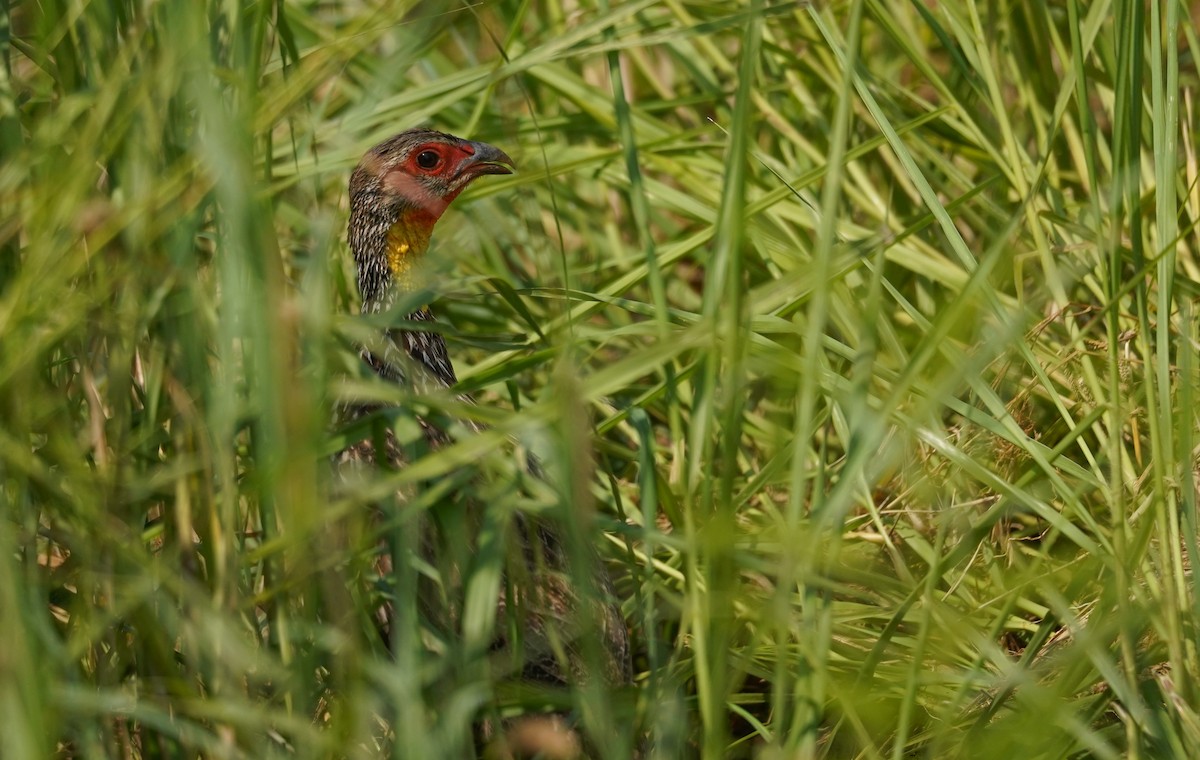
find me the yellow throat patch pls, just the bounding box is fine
[385,220,433,292]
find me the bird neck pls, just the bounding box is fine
[354,208,457,387]
[352,201,439,314]
[384,211,435,294]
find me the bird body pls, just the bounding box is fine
[340,130,631,728]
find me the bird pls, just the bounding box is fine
[338,129,632,748]
[347,128,513,389]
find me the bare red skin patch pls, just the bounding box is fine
[400,141,476,178]
[383,171,448,227]
[381,141,482,228]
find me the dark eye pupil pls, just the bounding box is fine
[416,150,439,169]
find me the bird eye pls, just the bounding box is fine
[415,150,441,170]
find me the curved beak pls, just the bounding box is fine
[463,140,515,177]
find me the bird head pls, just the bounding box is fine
[348,129,515,312]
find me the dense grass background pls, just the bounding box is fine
[3,0,1200,757]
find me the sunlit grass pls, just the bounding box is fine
[2,1,1199,758]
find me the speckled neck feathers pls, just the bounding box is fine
[348,196,435,315]
[347,182,454,387]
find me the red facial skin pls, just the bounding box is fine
[381,141,500,230]
[400,140,477,178]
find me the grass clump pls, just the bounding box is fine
[2,1,1199,758]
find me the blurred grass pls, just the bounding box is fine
[3,0,1200,757]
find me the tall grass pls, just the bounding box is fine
[2,0,1199,757]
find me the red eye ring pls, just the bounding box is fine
[415,150,441,170]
